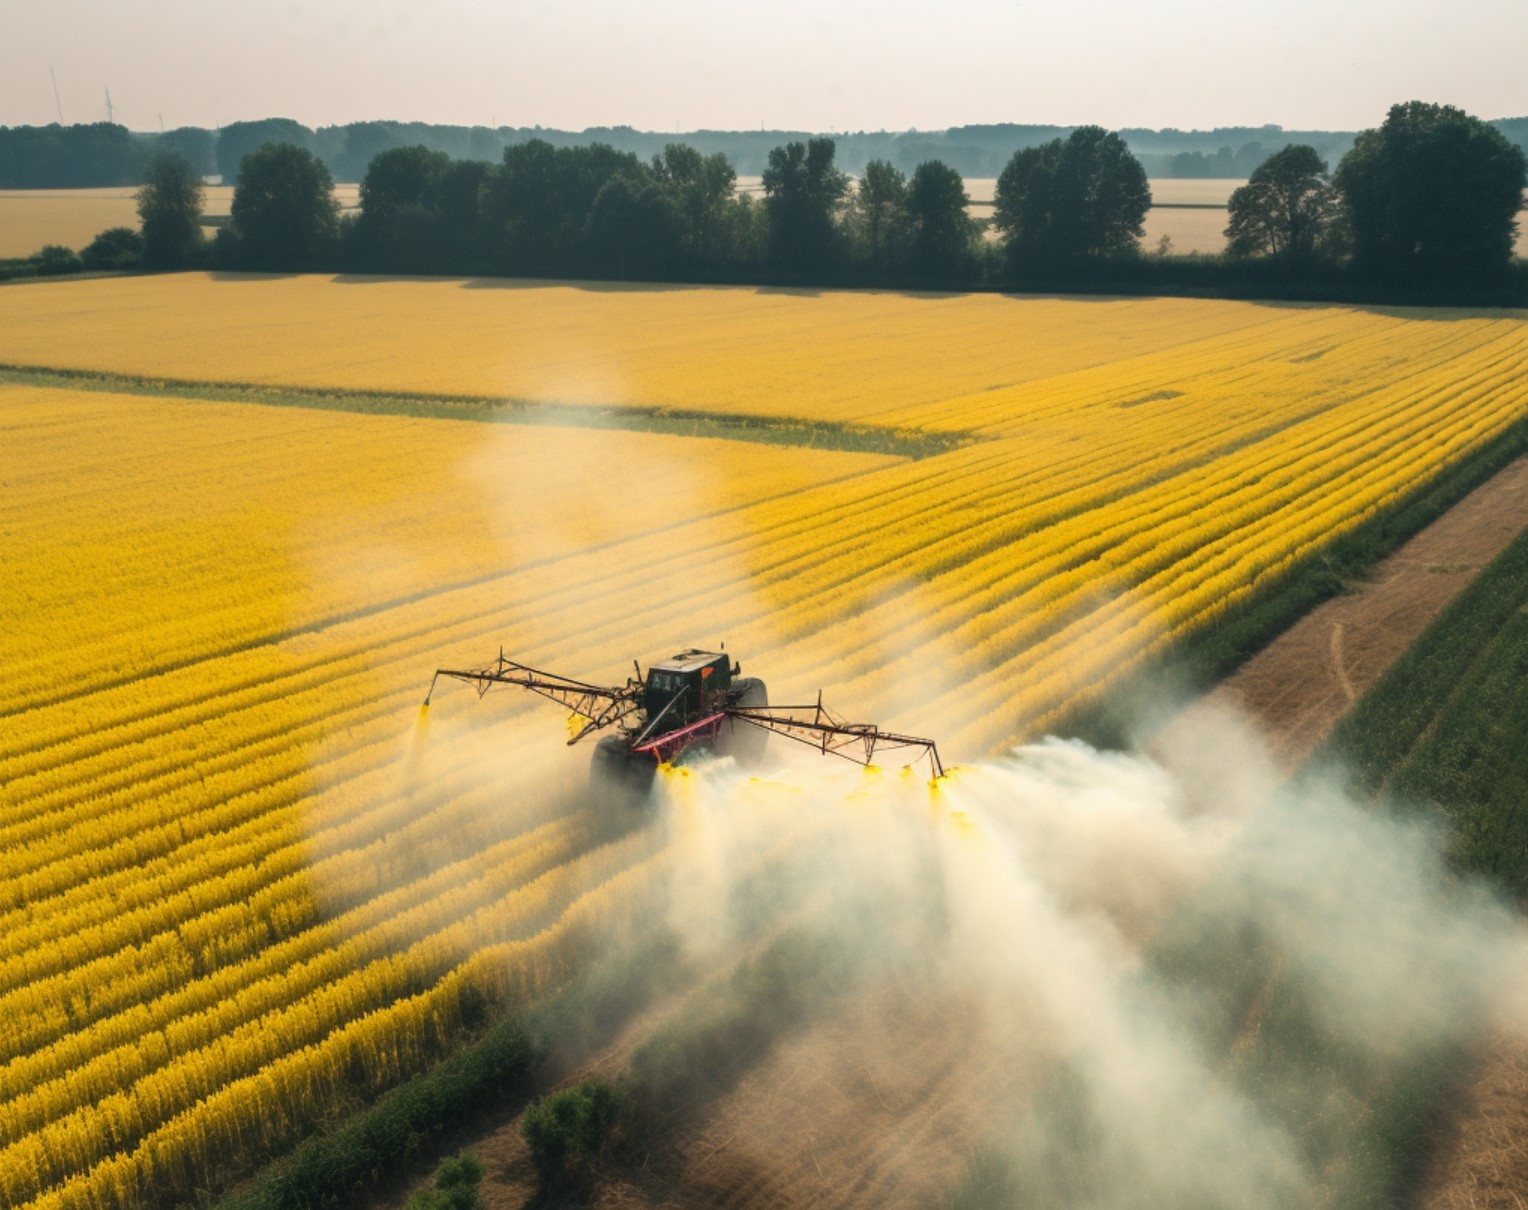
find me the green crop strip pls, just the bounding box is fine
[0,363,973,461]
[1316,517,1528,896]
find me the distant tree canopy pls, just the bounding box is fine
[486,139,643,270]
[229,143,339,270]
[137,150,205,268]
[355,145,452,270]
[584,172,685,277]
[1335,101,1528,285]
[1225,144,1335,262]
[338,121,413,184]
[650,143,736,264]
[993,126,1150,266]
[216,119,314,184]
[80,101,1515,301]
[762,137,850,268]
[1168,142,1269,179]
[0,123,147,187]
[344,137,762,279]
[157,127,217,178]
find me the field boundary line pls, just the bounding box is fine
[1172,451,1528,771]
[0,363,975,460]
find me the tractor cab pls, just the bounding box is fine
[643,649,733,726]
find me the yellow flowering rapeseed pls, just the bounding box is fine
[3,276,1526,1206]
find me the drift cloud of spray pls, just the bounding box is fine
[652,706,1526,1209]
[297,408,1524,1203]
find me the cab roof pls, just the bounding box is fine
[648,649,726,674]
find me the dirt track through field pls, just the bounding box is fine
[1166,454,1528,773]
[1168,454,1528,1210]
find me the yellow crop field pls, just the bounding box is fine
[4,275,1528,1206]
[0,272,1447,423]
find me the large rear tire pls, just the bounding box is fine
[590,735,657,813]
[721,677,769,769]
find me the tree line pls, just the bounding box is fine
[21,101,1528,300]
[6,112,1528,189]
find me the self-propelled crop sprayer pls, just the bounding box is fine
[424,647,944,804]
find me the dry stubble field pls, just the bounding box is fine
[3,274,1528,1207]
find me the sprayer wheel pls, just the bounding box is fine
[721,677,769,769]
[590,734,657,811]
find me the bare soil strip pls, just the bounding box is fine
[1168,454,1528,772]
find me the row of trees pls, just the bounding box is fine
[67,101,1526,293]
[0,122,214,188]
[1224,102,1527,284]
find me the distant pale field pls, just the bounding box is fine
[962,177,1243,206]
[0,195,142,258]
[1142,206,1232,254]
[6,281,1528,1205]
[743,175,1242,207]
[0,185,361,257]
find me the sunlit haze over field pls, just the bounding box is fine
[4,0,1525,132]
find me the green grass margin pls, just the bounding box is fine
[1314,517,1528,893]
[0,363,969,461]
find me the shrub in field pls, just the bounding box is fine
[406,1153,485,1210]
[34,244,83,275]
[81,226,144,270]
[521,1081,625,1190]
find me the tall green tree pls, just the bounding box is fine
[1225,144,1336,263]
[584,172,684,277]
[854,160,908,267]
[230,143,340,269]
[994,126,1149,267]
[486,139,640,270]
[1335,101,1528,285]
[905,160,972,277]
[137,150,205,268]
[651,143,736,263]
[356,145,450,268]
[434,159,495,271]
[761,137,849,268]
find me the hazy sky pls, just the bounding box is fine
[4,0,1524,133]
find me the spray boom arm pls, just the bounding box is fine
[728,695,945,780]
[426,649,645,744]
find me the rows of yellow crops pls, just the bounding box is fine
[3,277,1526,1207]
